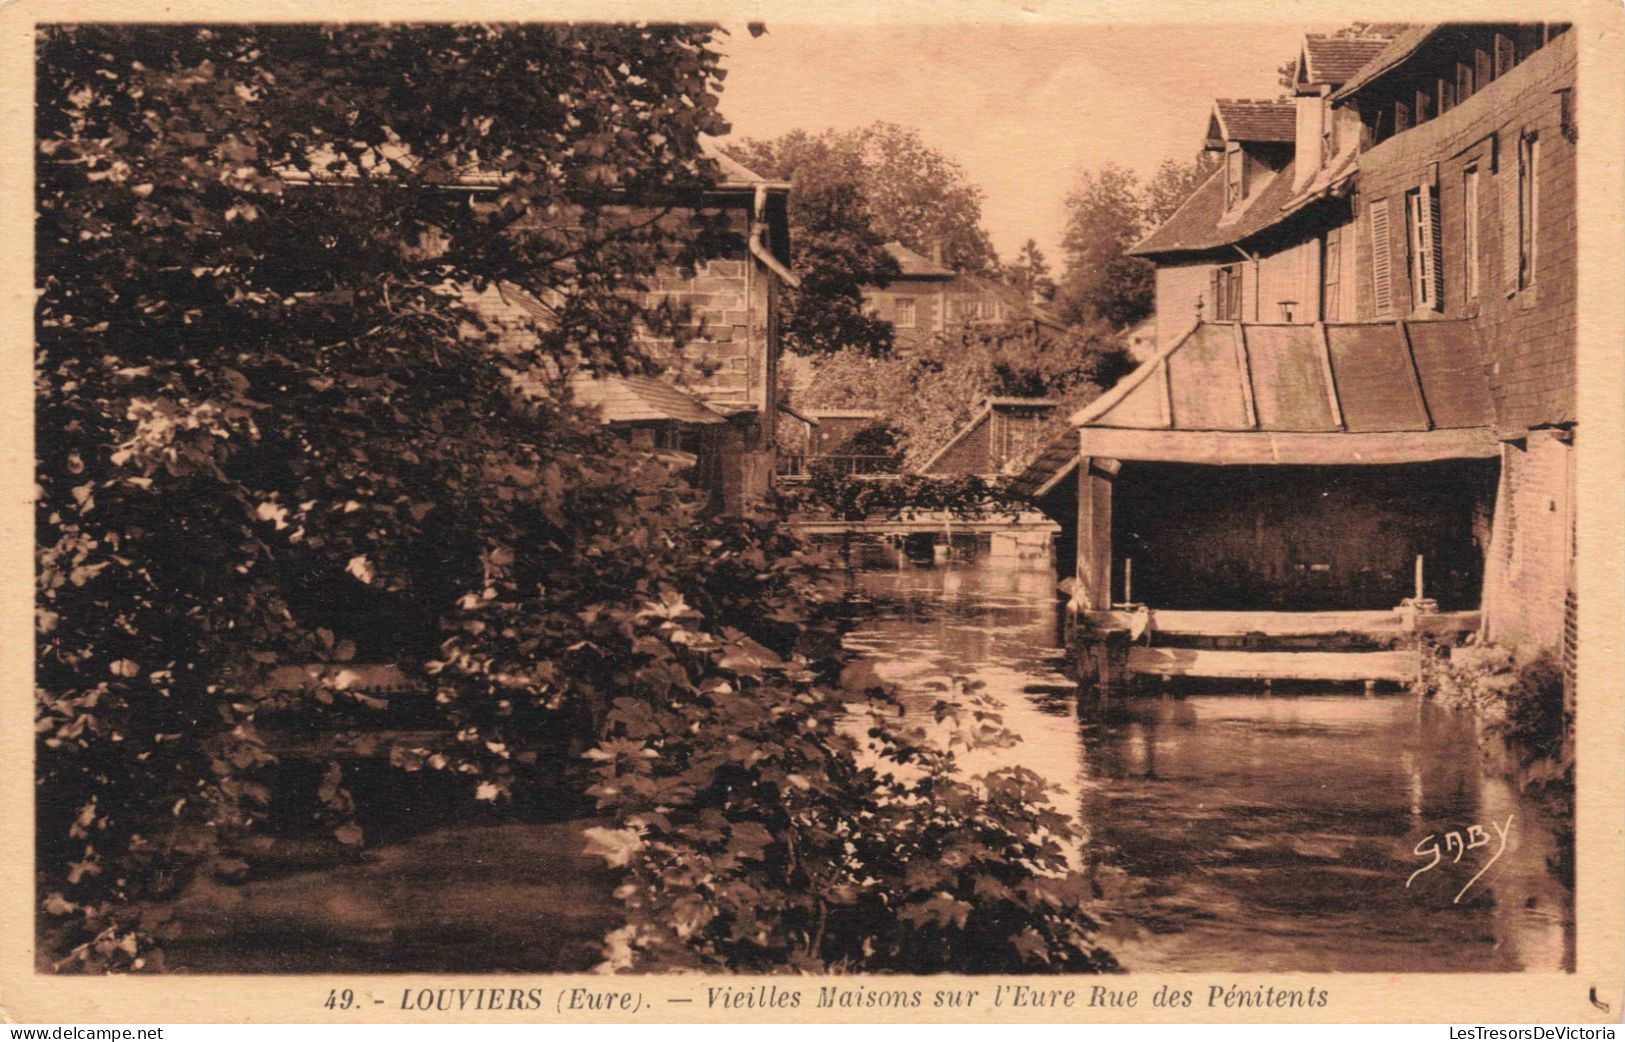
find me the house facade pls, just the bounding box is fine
[861,242,1063,355]
[1026,22,1576,692]
[476,141,796,511]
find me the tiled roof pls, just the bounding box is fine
[1328,25,1441,102]
[1130,157,1306,258]
[1301,33,1400,85]
[1073,320,1493,435]
[566,372,726,426]
[883,241,955,279]
[1009,433,1078,499]
[1212,99,1296,143]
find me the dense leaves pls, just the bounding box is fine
[37,22,1116,976]
[36,21,733,970]
[1056,154,1218,329]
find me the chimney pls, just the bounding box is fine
[1293,91,1324,191]
[929,241,945,267]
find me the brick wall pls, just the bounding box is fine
[1350,32,1576,432]
[923,413,991,476]
[1483,429,1574,655]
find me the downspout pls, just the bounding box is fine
[749,185,800,287]
[1231,242,1261,321]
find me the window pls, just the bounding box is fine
[1464,166,1481,300]
[1518,132,1540,289]
[1369,198,1394,315]
[1225,144,1246,209]
[1211,264,1244,321]
[892,297,916,328]
[1456,61,1475,102]
[1405,184,1441,310]
[1321,225,1343,321]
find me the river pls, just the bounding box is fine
[842,555,1574,974]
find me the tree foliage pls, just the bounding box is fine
[1055,153,1218,330]
[35,22,1116,975]
[727,122,1000,356]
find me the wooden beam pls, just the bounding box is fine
[1082,608,1480,637]
[1074,454,1113,610]
[1233,324,1258,429]
[1075,426,1498,465]
[1126,646,1419,682]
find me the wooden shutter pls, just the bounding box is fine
[1394,101,1411,134]
[1464,167,1480,299]
[1420,180,1443,310]
[1457,61,1475,101]
[1500,141,1521,295]
[1369,199,1394,315]
[1229,265,1244,320]
[1475,48,1492,88]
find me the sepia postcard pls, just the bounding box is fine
[2,0,1622,1026]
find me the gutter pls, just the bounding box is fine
[750,185,801,288]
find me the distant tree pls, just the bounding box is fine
[1056,163,1153,329]
[846,123,1000,274]
[729,133,900,356]
[1008,238,1056,302]
[1143,152,1221,227]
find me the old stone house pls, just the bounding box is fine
[1021,22,1577,691]
[860,242,1063,356]
[471,140,796,511]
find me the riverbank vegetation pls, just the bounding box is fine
[36,22,1114,975]
[1416,643,1574,885]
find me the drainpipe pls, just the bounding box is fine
[749,185,800,287]
[1232,242,1261,322]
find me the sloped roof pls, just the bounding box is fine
[567,372,726,426]
[1070,321,1498,464]
[1300,33,1401,86]
[1328,25,1441,102]
[884,241,955,279]
[1009,433,1079,499]
[700,135,791,190]
[1131,157,1308,258]
[1211,99,1296,144]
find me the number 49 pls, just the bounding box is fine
[325,989,355,1010]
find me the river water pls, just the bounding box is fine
[842,556,1574,974]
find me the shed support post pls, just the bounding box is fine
[1075,455,1115,611]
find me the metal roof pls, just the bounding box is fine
[1068,320,1498,465]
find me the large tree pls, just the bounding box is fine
[36,21,732,966]
[728,122,1000,356]
[1055,152,1218,330]
[36,22,1116,977]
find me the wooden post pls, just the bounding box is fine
[1415,554,1425,601]
[1075,456,1114,611]
[1124,557,1133,604]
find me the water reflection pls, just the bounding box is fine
[845,557,1574,973]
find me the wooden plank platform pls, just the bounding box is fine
[1084,608,1479,638]
[1126,646,1419,682]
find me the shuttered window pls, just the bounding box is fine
[1225,144,1245,210]
[1457,61,1475,102]
[1211,264,1243,321]
[1321,226,1342,321]
[1519,132,1540,289]
[1499,139,1521,295]
[1406,183,1443,311]
[893,297,916,328]
[1368,199,1394,315]
[1464,167,1480,300]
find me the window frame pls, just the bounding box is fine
[1518,131,1540,290]
[1224,142,1246,210]
[1463,165,1481,300]
[892,296,917,329]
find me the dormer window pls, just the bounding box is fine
[1225,143,1246,209]
[1321,97,1335,159]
